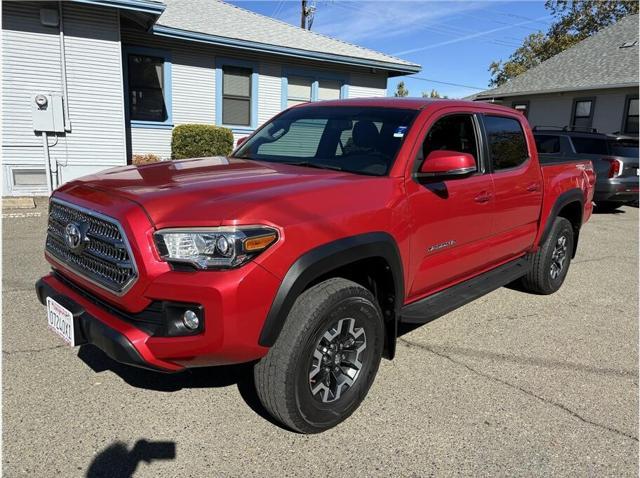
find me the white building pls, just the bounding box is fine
[2,0,420,196]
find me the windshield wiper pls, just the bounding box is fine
[284,161,344,172]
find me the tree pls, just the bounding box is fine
[489,0,638,86]
[394,81,409,97]
[422,89,448,98]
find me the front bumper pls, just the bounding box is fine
[36,275,182,372]
[36,262,281,371]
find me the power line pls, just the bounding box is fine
[271,0,285,19]
[407,76,486,91]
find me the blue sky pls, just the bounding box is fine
[227,1,552,98]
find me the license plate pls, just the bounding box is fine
[47,297,75,346]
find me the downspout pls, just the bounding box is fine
[58,1,71,132]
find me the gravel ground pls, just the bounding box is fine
[2,201,638,477]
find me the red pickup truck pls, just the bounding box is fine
[37,98,595,433]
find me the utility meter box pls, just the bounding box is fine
[32,93,65,133]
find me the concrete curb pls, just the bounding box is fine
[2,197,36,209]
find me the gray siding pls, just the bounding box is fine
[348,72,388,98]
[2,1,126,195]
[129,128,172,159]
[504,88,637,134]
[60,3,126,180]
[2,1,63,195]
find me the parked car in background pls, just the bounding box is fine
[534,128,639,211]
[37,99,595,433]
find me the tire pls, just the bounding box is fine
[520,217,574,295]
[595,201,621,212]
[254,278,384,433]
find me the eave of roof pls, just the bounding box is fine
[71,0,165,15]
[152,25,422,76]
[475,81,639,100]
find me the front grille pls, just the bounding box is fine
[45,199,138,294]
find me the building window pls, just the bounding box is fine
[318,79,342,101]
[222,66,252,126]
[124,46,172,127]
[623,96,638,134]
[483,115,529,171]
[512,101,529,118]
[287,76,313,107]
[216,58,257,129]
[571,98,595,130]
[283,70,346,110]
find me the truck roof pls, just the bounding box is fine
[293,97,519,114]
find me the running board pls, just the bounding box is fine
[400,257,531,324]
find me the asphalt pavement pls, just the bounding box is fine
[2,201,638,477]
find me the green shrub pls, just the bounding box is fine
[171,124,234,159]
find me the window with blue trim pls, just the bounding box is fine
[317,79,342,101]
[222,65,252,126]
[216,58,258,130]
[287,76,313,107]
[283,70,346,109]
[124,46,172,127]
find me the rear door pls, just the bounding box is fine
[482,114,543,262]
[405,111,497,299]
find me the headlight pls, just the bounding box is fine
[154,226,278,270]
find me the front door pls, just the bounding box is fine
[405,112,496,301]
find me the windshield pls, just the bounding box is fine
[233,106,419,176]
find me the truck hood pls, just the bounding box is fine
[59,157,365,227]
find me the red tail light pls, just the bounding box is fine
[603,157,622,178]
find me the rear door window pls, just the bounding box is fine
[534,135,561,154]
[483,115,529,171]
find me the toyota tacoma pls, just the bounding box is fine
[37,98,595,433]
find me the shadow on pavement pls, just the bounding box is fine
[77,345,286,429]
[86,439,176,478]
[592,206,627,214]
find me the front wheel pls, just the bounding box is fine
[520,216,574,295]
[254,278,384,433]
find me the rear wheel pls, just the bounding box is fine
[520,217,574,295]
[254,278,384,433]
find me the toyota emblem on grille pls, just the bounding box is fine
[64,222,88,254]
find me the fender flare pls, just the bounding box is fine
[539,188,584,252]
[258,232,404,348]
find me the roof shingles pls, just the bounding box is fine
[154,0,420,73]
[476,14,639,99]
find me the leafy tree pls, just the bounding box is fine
[489,0,638,86]
[394,81,409,97]
[422,89,449,99]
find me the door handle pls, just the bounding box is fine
[526,182,541,192]
[474,191,492,203]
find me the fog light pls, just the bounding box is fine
[182,310,200,330]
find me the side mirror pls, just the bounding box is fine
[416,150,476,180]
[236,136,249,147]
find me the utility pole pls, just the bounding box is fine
[300,0,316,30]
[301,0,307,29]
